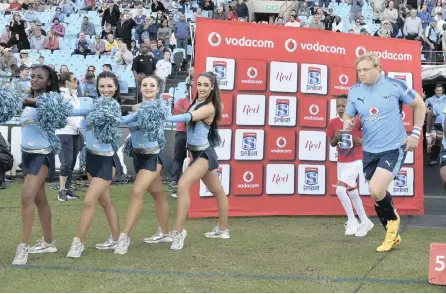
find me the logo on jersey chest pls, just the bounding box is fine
[357,97,365,103]
[369,107,379,116]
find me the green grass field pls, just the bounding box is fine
[0,179,445,292]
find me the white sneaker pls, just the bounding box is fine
[170,230,187,250]
[171,193,177,198]
[114,233,130,255]
[12,243,28,265]
[344,220,360,235]
[355,219,375,237]
[66,237,84,258]
[143,227,173,244]
[205,226,230,239]
[28,238,58,254]
[95,235,118,250]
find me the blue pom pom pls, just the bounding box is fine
[35,92,73,154]
[123,136,134,157]
[137,100,168,147]
[86,97,122,145]
[36,92,73,131]
[0,87,22,123]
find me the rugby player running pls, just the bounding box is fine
[343,53,425,252]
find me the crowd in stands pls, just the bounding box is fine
[0,0,443,98]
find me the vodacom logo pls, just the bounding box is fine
[247,67,258,79]
[339,74,348,85]
[243,171,254,183]
[355,46,412,61]
[309,104,320,115]
[276,137,287,148]
[208,32,222,47]
[401,111,406,120]
[285,38,298,53]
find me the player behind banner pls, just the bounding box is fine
[327,94,374,237]
[343,53,425,253]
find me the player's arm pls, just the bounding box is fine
[408,93,426,140]
[327,121,340,147]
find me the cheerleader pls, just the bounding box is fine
[113,75,171,255]
[11,65,66,265]
[166,72,229,250]
[66,72,123,258]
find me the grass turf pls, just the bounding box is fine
[0,179,445,292]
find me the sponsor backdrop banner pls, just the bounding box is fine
[189,18,423,218]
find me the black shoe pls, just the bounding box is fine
[0,181,6,189]
[66,189,80,200]
[58,190,68,201]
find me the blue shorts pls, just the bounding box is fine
[363,146,406,181]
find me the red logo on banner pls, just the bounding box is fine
[232,164,263,195]
[299,98,327,128]
[402,105,413,131]
[236,60,267,91]
[219,93,233,126]
[330,67,357,96]
[266,129,296,160]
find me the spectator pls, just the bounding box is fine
[418,4,431,29]
[102,64,112,72]
[349,0,364,22]
[50,18,65,37]
[432,0,443,17]
[59,0,77,16]
[29,30,45,50]
[80,0,95,11]
[132,43,156,83]
[0,132,13,190]
[435,11,445,32]
[180,0,193,15]
[298,2,311,18]
[134,8,147,25]
[1,25,12,44]
[72,32,91,56]
[236,0,249,21]
[0,48,18,74]
[383,1,398,32]
[213,6,227,20]
[404,9,423,39]
[81,72,98,98]
[156,50,172,95]
[172,5,181,21]
[116,11,137,49]
[16,64,31,94]
[155,10,167,26]
[157,39,167,52]
[323,9,335,30]
[424,19,439,64]
[80,16,96,37]
[308,14,324,29]
[351,17,365,33]
[10,33,28,52]
[130,40,139,56]
[60,64,69,73]
[90,35,105,55]
[97,3,108,18]
[104,32,118,54]
[167,13,176,29]
[150,40,163,63]
[8,0,22,12]
[37,55,44,65]
[23,5,39,22]
[19,50,32,67]
[44,30,60,50]
[227,5,237,20]
[53,7,65,23]
[132,2,149,18]
[372,0,386,22]
[175,14,190,50]
[0,43,6,58]
[332,15,344,32]
[21,0,29,11]
[375,20,392,37]
[101,23,114,39]
[158,20,172,48]
[9,14,30,50]
[114,43,134,69]
[203,0,215,15]
[101,3,121,29]
[28,21,47,38]
[152,0,166,12]
[285,15,300,27]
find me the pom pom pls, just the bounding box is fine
[137,100,168,147]
[86,97,122,145]
[123,136,134,157]
[36,92,73,154]
[0,87,22,123]
[36,92,73,131]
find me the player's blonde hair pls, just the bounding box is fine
[355,52,382,71]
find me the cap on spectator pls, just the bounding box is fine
[95,35,101,39]
[4,48,12,52]
[382,20,389,24]
[20,49,29,54]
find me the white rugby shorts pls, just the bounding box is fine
[337,159,363,189]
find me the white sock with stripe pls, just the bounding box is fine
[348,188,368,223]
[336,186,356,222]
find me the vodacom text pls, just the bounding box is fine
[226,36,274,48]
